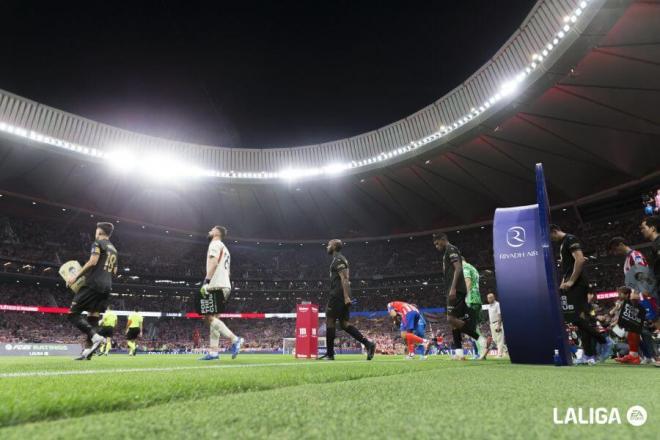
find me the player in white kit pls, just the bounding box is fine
[198,225,244,361]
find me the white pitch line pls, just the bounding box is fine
[0,359,407,379]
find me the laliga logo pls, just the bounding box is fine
[506,226,526,248]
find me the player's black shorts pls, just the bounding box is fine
[560,280,588,323]
[447,292,477,331]
[326,295,350,321]
[447,292,469,319]
[70,286,109,314]
[126,328,140,340]
[195,289,228,315]
[98,326,114,338]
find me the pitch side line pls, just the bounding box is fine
[0,359,411,379]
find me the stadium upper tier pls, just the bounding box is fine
[1,0,659,239]
[0,0,631,179]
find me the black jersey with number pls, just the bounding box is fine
[329,253,349,297]
[84,239,118,293]
[442,244,467,294]
[559,234,584,283]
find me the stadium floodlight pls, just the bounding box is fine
[322,163,347,175]
[107,150,137,173]
[500,79,519,97]
[0,0,592,183]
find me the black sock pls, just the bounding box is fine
[452,329,462,349]
[344,325,369,346]
[326,327,336,356]
[68,313,94,339]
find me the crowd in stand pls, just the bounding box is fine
[1,203,658,360]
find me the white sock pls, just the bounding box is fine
[211,318,238,343]
[209,321,220,350]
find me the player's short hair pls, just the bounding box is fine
[548,224,561,232]
[96,222,114,237]
[432,232,448,241]
[607,236,626,250]
[331,239,343,251]
[642,216,660,232]
[213,225,228,239]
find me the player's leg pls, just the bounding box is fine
[321,296,341,360]
[199,315,220,360]
[401,313,425,359]
[466,307,488,360]
[414,317,429,359]
[570,286,611,363]
[321,316,336,360]
[96,326,112,355]
[216,288,244,359]
[103,336,112,355]
[68,288,106,360]
[338,306,375,360]
[209,316,242,358]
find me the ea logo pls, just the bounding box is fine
[506,226,526,248]
[4,344,12,351]
[626,406,647,427]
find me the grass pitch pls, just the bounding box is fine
[0,354,656,439]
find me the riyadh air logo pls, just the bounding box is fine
[506,226,526,248]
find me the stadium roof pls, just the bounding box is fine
[0,0,659,240]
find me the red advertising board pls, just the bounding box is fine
[295,303,318,358]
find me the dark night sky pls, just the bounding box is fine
[1,0,535,148]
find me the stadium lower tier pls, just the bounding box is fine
[0,311,477,355]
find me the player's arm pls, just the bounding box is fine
[339,267,351,305]
[67,245,100,286]
[125,319,132,333]
[464,271,473,292]
[206,255,219,281]
[449,260,463,299]
[139,318,143,337]
[561,248,585,289]
[631,262,652,297]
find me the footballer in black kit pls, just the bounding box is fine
[432,233,486,359]
[319,239,375,360]
[549,224,612,363]
[66,222,118,360]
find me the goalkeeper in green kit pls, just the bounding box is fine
[463,257,488,360]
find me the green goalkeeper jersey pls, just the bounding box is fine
[462,262,482,308]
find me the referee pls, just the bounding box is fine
[66,222,118,360]
[125,309,143,356]
[98,306,118,356]
[319,239,375,360]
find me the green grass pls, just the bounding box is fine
[0,354,656,439]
